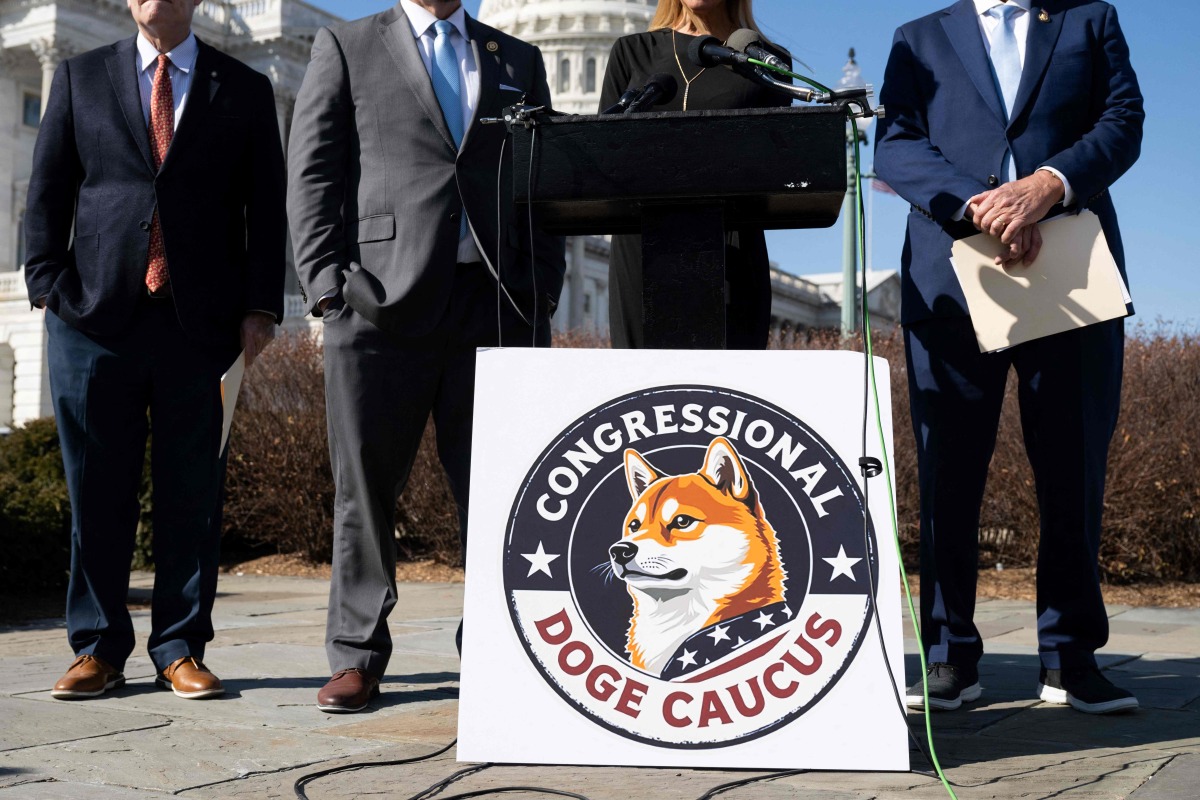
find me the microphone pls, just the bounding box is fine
[726,28,789,72]
[601,89,640,115]
[687,35,750,69]
[624,73,679,113]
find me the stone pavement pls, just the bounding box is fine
[1,573,1198,799]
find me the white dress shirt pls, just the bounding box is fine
[973,0,1032,63]
[136,32,197,130]
[400,0,483,264]
[953,0,1075,221]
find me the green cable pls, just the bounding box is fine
[746,58,833,94]
[850,131,959,800]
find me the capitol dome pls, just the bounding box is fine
[478,0,655,113]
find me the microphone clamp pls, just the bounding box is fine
[487,103,548,133]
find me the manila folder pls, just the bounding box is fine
[949,210,1129,353]
[219,352,246,457]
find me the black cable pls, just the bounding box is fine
[528,125,539,346]
[421,789,592,800]
[496,136,507,347]
[692,769,807,800]
[410,763,494,800]
[293,738,458,799]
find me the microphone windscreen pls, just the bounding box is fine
[687,35,722,68]
[726,28,762,55]
[645,73,679,106]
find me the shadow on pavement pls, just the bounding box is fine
[902,652,1200,770]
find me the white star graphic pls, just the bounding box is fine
[823,545,863,582]
[521,541,561,578]
[706,624,731,644]
[676,649,698,668]
[734,636,747,649]
[753,610,776,630]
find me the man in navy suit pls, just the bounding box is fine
[875,0,1143,714]
[25,0,285,700]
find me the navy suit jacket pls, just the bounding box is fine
[874,0,1144,325]
[24,36,286,347]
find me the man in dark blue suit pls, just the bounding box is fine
[875,0,1143,714]
[24,0,285,700]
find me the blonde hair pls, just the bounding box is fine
[649,0,763,37]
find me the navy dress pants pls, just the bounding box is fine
[47,302,233,673]
[904,316,1124,671]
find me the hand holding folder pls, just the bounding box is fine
[219,352,245,456]
[949,211,1130,353]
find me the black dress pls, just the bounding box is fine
[599,30,791,349]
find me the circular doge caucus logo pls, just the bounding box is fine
[504,386,878,748]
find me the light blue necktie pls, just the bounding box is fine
[987,3,1023,181]
[431,20,464,147]
[430,19,468,242]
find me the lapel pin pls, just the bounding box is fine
[1038,9,1050,23]
[211,70,218,78]
[486,41,499,53]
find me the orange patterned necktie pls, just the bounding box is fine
[145,54,174,294]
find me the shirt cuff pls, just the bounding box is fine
[952,200,971,222]
[1037,166,1075,207]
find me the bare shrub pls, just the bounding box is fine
[776,322,1200,584]
[222,332,336,562]
[394,422,461,565]
[222,322,1200,584]
[1101,325,1200,581]
[222,329,608,567]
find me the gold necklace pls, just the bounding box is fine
[671,28,709,111]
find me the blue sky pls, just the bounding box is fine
[310,1,1198,328]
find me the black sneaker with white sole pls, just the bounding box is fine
[905,662,982,711]
[1038,666,1139,714]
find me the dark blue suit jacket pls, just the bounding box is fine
[874,0,1144,325]
[24,36,286,347]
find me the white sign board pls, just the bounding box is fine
[459,349,907,771]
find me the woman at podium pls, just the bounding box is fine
[600,0,791,349]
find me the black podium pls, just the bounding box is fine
[511,106,847,349]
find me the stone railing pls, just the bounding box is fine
[0,271,25,302]
[283,293,308,319]
[197,0,340,38]
[769,268,823,302]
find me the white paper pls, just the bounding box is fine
[458,349,908,772]
[219,352,245,456]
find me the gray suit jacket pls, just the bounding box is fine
[287,4,565,335]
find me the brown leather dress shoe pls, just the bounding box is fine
[51,654,125,699]
[317,668,380,713]
[156,656,225,699]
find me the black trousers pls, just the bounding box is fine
[905,316,1124,671]
[608,229,773,350]
[47,302,233,672]
[321,264,547,676]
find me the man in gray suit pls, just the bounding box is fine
[288,0,565,713]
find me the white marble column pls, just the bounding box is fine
[31,38,74,120]
[569,235,586,330]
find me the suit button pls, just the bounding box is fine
[449,211,460,222]
[140,220,151,231]
[988,175,1000,187]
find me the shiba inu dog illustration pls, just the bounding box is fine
[608,437,788,676]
